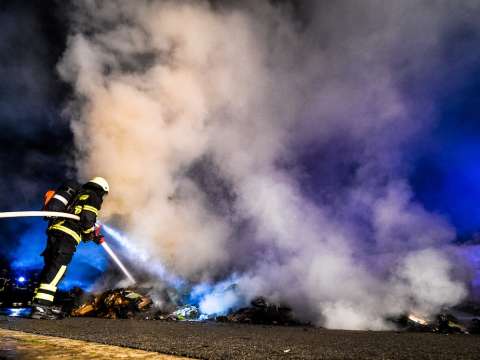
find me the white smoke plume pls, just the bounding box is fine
[58,0,480,329]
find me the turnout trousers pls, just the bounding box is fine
[33,233,77,305]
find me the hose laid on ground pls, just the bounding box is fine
[0,211,80,221]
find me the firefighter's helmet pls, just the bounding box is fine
[88,177,109,193]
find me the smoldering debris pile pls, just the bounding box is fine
[216,297,299,326]
[71,288,152,319]
[69,288,480,333]
[392,313,480,334]
[70,288,299,324]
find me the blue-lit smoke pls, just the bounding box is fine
[190,276,241,316]
[102,224,241,316]
[412,64,480,236]
[10,219,45,271]
[457,245,480,300]
[101,223,183,288]
[414,139,480,235]
[9,217,108,291]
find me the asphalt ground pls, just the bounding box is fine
[1,316,480,359]
[0,328,190,359]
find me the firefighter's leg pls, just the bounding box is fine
[33,235,77,306]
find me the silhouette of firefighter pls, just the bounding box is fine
[30,177,109,319]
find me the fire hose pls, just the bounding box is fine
[0,210,135,284]
[0,211,81,221]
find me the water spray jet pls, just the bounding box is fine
[101,223,183,287]
[99,240,136,285]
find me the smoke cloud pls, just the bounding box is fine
[58,0,480,329]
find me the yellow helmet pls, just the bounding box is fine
[88,177,109,193]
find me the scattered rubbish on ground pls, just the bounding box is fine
[69,288,480,334]
[437,313,469,334]
[71,288,152,319]
[70,289,301,325]
[216,297,300,326]
[468,318,480,334]
[171,305,199,320]
[392,312,476,334]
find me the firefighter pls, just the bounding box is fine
[30,177,109,319]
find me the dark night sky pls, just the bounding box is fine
[0,0,480,271]
[0,1,73,265]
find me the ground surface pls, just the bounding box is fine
[1,316,480,359]
[0,328,190,359]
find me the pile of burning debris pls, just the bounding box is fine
[69,287,480,333]
[216,297,300,326]
[71,287,203,321]
[71,288,153,319]
[392,312,480,334]
[70,288,299,325]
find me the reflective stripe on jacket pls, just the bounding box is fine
[48,188,103,243]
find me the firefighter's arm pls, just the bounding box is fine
[80,194,103,241]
